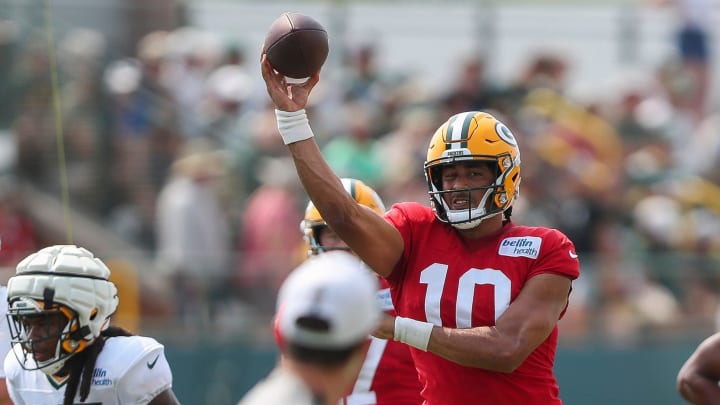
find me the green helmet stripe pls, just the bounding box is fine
[348,179,357,199]
[447,112,474,150]
[444,114,459,151]
[459,113,475,149]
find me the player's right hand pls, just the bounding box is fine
[372,315,396,340]
[261,53,319,113]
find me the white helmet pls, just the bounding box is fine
[6,245,119,375]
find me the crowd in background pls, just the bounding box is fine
[0,5,719,347]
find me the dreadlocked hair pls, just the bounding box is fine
[62,326,133,405]
[503,206,513,221]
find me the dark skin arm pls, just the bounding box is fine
[0,378,11,405]
[374,273,572,372]
[148,388,181,405]
[260,54,404,278]
[677,332,720,404]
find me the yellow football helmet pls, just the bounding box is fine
[300,178,386,256]
[424,111,521,229]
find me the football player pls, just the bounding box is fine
[239,251,382,405]
[3,245,180,405]
[301,178,422,405]
[261,56,581,405]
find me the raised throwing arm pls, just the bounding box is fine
[260,54,403,277]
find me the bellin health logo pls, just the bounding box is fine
[498,237,541,259]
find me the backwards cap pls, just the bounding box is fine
[275,251,381,350]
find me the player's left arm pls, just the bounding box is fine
[677,333,720,405]
[373,273,573,371]
[376,273,572,372]
[426,273,572,372]
[0,379,11,405]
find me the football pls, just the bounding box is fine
[263,12,329,79]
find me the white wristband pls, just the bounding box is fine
[275,109,314,145]
[394,317,434,352]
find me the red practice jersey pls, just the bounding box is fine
[342,277,423,405]
[385,202,580,405]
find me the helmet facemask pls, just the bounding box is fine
[426,157,514,229]
[7,294,89,375]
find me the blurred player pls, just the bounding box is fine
[239,251,382,405]
[301,178,422,405]
[3,245,180,405]
[261,56,580,404]
[677,332,720,404]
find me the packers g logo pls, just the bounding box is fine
[495,122,517,146]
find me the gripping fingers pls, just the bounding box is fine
[261,55,281,85]
[303,71,320,92]
[261,54,290,107]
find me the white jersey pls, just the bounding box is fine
[0,286,9,379]
[4,335,173,405]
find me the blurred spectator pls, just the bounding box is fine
[674,113,720,180]
[56,29,113,214]
[376,106,438,205]
[522,88,624,195]
[226,101,293,209]
[155,142,232,331]
[491,52,569,117]
[592,220,681,345]
[220,41,246,66]
[343,42,383,105]
[606,70,673,167]
[162,27,224,139]
[322,102,385,187]
[0,20,19,129]
[197,64,252,144]
[517,88,624,253]
[234,157,304,314]
[103,31,181,245]
[441,56,497,116]
[11,38,53,185]
[653,0,713,122]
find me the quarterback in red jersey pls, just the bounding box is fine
[301,178,423,405]
[261,55,580,405]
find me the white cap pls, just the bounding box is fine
[207,65,251,102]
[275,251,381,350]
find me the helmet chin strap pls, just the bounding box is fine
[440,187,495,229]
[449,210,501,230]
[43,287,54,309]
[69,325,91,340]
